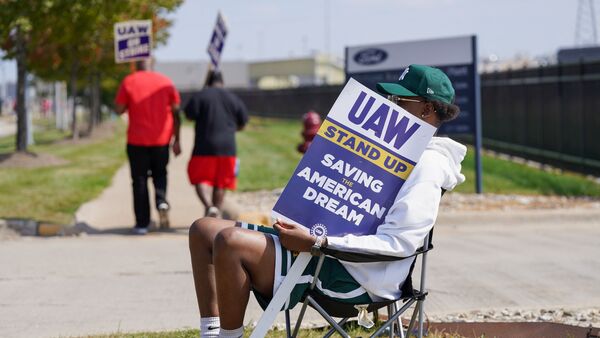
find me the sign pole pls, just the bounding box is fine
[203,63,214,88]
[472,35,483,194]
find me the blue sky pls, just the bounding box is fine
[0,0,582,81]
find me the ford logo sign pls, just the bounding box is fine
[353,48,388,65]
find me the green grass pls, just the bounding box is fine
[237,117,303,191]
[0,121,126,224]
[237,117,600,196]
[2,116,598,225]
[456,147,600,196]
[82,324,461,337]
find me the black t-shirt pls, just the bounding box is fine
[184,87,249,156]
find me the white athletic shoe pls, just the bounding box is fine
[132,227,148,235]
[158,203,170,230]
[206,206,221,218]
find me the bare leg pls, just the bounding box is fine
[213,226,275,329]
[189,218,275,328]
[212,187,225,210]
[194,184,213,211]
[189,217,233,317]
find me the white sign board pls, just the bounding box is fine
[114,20,152,63]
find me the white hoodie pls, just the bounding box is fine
[327,137,467,301]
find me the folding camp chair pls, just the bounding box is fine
[250,190,446,338]
[249,230,434,338]
[282,229,434,338]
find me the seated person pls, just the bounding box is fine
[188,64,467,338]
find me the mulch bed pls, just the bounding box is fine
[429,321,599,338]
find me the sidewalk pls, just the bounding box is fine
[0,115,16,138]
[75,127,203,231]
[1,127,600,337]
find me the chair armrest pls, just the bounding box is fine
[320,244,432,263]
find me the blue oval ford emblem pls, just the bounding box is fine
[353,48,388,65]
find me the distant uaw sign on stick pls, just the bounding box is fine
[207,12,228,68]
[272,78,437,237]
[114,20,152,63]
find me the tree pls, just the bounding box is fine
[1,0,183,145]
[0,0,45,152]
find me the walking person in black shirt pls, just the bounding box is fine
[184,70,249,218]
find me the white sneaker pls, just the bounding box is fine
[206,206,221,218]
[158,203,170,230]
[132,227,148,235]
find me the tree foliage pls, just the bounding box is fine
[0,0,183,145]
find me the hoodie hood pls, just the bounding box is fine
[427,136,467,190]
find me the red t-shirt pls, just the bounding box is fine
[115,71,181,146]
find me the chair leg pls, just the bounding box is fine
[307,296,351,338]
[392,302,405,338]
[323,318,348,338]
[406,301,420,337]
[293,254,326,338]
[387,305,394,338]
[387,304,404,338]
[285,310,292,338]
[418,300,424,338]
[292,298,310,338]
[370,299,416,338]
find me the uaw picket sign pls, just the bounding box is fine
[207,12,228,68]
[114,20,152,63]
[272,78,436,237]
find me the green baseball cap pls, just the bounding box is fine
[376,64,455,105]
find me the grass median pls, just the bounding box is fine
[0,120,126,224]
[237,117,303,191]
[237,117,600,196]
[2,116,598,226]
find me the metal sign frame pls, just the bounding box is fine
[345,35,483,193]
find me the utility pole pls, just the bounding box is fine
[576,0,599,46]
[0,59,5,115]
[324,0,331,56]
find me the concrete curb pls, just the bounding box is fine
[1,218,72,237]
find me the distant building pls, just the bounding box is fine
[557,46,600,64]
[154,61,249,90]
[249,54,344,89]
[154,54,344,91]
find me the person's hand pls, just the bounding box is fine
[172,140,181,156]
[273,219,316,252]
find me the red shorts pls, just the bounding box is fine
[187,156,238,189]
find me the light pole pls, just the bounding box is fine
[0,58,6,115]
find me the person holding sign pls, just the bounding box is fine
[184,70,248,218]
[115,59,181,234]
[188,65,466,337]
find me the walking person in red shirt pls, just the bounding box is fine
[184,70,248,218]
[115,59,181,235]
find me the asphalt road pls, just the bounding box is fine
[2,127,599,337]
[1,208,599,338]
